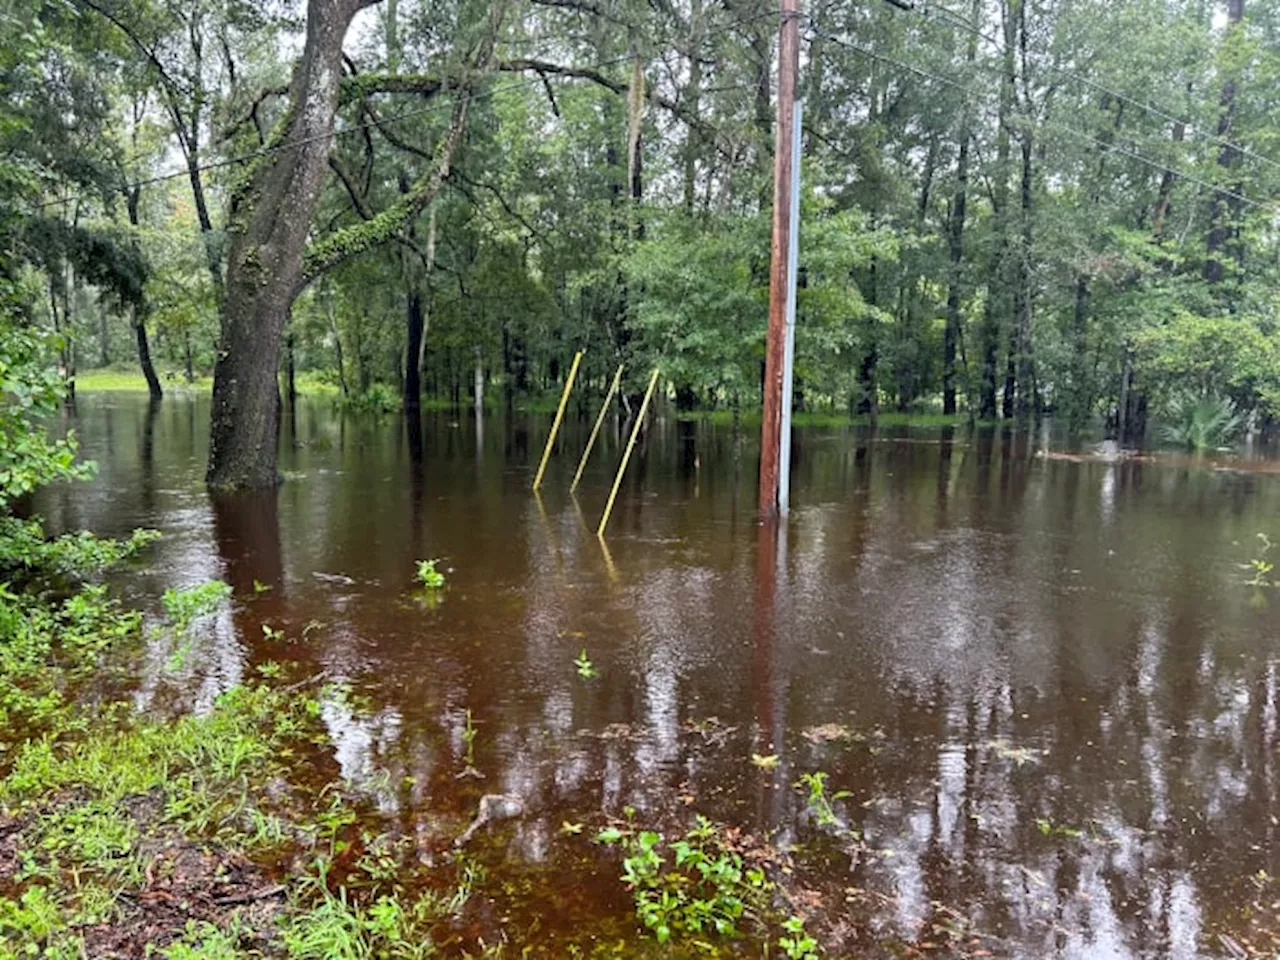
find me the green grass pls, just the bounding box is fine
[75,369,341,398]
[75,369,213,392]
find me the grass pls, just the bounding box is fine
[75,368,214,393]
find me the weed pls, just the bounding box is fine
[462,709,478,768]
[1034,817,1084,839]
[574,649,597,679]
[751,753,779,769]
[0,516,158,584]
[779,915,821,959]
[162,581,232,632]
[261,623,285,642]
[163,918,245,959]
[252,579,272,595]
[337,383,401,415]
[0,583,141,739]
[415,559,446,589]
[796,772,851,830]
[1241,533,1277,588]
[596,812,770,945]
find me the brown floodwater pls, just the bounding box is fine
[34,392,1280,958]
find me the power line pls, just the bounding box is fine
[28,8,780,214]
[809,21,1269,211]
[894,0,1280,181]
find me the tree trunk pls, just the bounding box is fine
[978,0,1017,420]
[99,308,110,367]
[134,304,162,401]
[681,0,703,215]
[473,344,484,416]
[1204,0,1245,286]
[1069,274,1090,428]
[943,0,981,416]
[327,285,348,397]
[207,0,368,489]
[1151,104,1187,239]
[182,328,194,383]
[404,287,425,407]
[125,180,161,400]
[1013,128,1035,418]
[286,328,297,406]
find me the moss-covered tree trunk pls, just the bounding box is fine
[206,0,367,489]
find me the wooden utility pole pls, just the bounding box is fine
[758,0,801,521]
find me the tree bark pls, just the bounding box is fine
[1013,129,1034,418]
[404,288,425,406]
[943,0,981,417]
[207,0,472,487]
[979,0,1016,420]
[1204,0,1245,286]
[133,304,162,400]
[125,172,161,400]
[206,0,361,488]
[681,0,702,215]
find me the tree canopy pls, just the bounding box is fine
[5,0,1280,467]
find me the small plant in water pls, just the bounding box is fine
[415,559,446,589]
[796,771,851,829]
[574,649,597,678]
[456,708,483,780]
[1241,533,1277,588]
[462,709,477,763]
[261,623,285,642]
[252,578,272,594]
[596,812,770,946]
[780,915,821,959]
[162,580,232,632]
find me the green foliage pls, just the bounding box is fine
[283,885,447,960]
[161,581,233,632]
[414,559,445,589]
[1158,394,1241,450]
[596,813,770,945]
[0,517,158,583]
[461,707,478,768]
[1241,533,1277,588]
[339,383,401,415]
[0,583,140,739]
[574,649,597,679]
[0,317,89,510]
[163,919,245,960]
[779,915,821,960]
[796,771,851,830]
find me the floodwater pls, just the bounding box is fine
[35,392,1280,958]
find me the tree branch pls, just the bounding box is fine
[497,59,722,147]
[452,171,546,242]
[302,93,471,283]
[339,72,445,104]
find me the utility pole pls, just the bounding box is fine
[758,0,801,521]
[777,100,802,516]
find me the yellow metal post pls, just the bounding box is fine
[571,363,624,493]
[597,368,660,539]
[532,350,583,491]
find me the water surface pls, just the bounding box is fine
[36,393,1280,957]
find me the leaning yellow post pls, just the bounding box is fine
[597,367,660,539]
[532,350,583,491]
[571,363,624,493]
